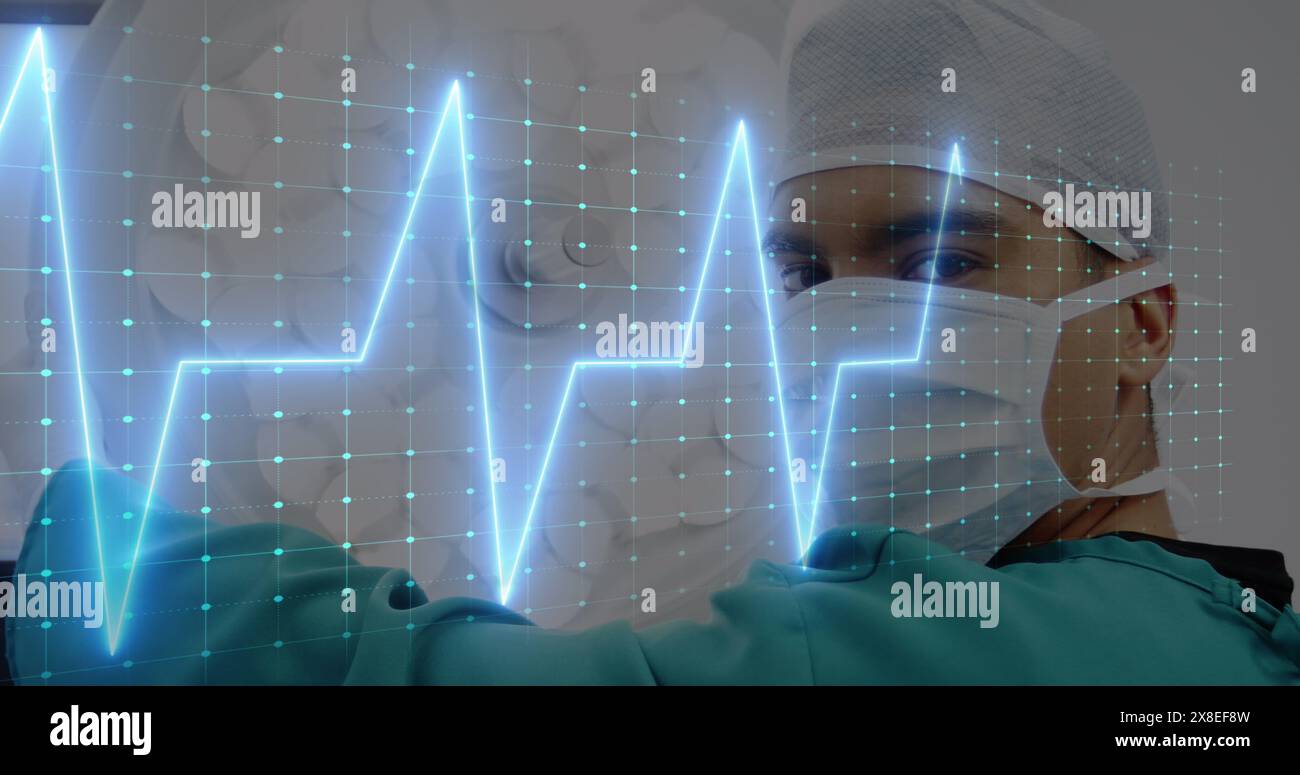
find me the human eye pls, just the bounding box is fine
[765,234,831,294]
[901,249,983,283]
[777,260,831,293]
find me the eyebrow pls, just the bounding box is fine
[858,207,1022,252]
[763,206,1026,259]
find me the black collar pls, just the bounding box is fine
[991,532,1294,611]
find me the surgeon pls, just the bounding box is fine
[6,0,1299,684]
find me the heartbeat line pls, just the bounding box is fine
[3,29,961,654]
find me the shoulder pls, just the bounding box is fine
[712,528,1300,684]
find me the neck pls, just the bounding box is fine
[1009,407,1177,548]
[1005,490,1176,551]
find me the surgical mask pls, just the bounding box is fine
[773,268,1180,561]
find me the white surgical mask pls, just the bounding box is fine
[772,268,1182,561]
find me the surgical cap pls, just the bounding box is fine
[777,0,1167,261]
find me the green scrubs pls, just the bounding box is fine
[8,466,1300,684]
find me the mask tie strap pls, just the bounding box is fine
[1054,264,1174,323]
[1060,264,1177,498]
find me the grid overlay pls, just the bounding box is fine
[0,18,1228,678]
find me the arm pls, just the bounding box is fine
[7,463,813,684]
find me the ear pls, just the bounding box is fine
[1117,274,1176,387]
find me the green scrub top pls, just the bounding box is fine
[8,466,1300,684]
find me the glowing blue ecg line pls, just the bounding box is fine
[3,29,961,653]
